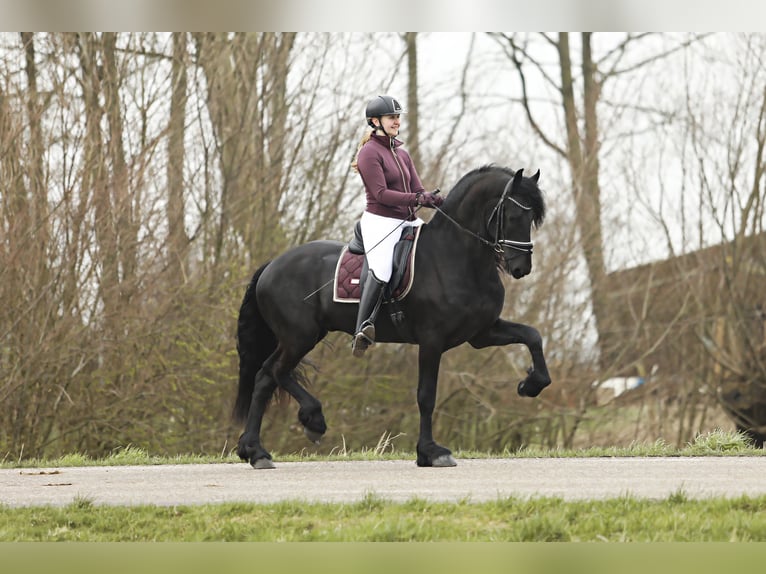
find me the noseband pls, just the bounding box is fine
[487,177,534,255]
[434,176,534,259]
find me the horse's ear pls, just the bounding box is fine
[512,168,524,188]
[531,169,540,183]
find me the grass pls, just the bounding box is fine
[1,430,765,542]
[3,492,766,541]
[1,429,762,470]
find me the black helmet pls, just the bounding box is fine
[365,95,405,127]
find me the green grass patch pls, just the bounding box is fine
[2,430,764,542]
[3,492,766,541]
[2,429,762,469]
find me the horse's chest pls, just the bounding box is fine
[452,276,504,314]
[446,286,503,328]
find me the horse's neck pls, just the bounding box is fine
[421,219,501,281]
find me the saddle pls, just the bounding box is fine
[333,221,421,304]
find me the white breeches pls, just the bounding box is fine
[359,211,424,283]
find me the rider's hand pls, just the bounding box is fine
[416,191,444,208]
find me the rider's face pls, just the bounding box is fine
[375,114,401,136]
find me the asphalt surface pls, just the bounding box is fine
[3,457,766,508]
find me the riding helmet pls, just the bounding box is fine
[365,95,405,127]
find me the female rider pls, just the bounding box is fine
[350,95,443,357]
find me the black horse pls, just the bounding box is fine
[234,165,550,468]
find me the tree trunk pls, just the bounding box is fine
[21,33,50,264]
[101,32,137,305]
[404,32,421,169]
[558,32,610,359]
[193,32,293,265]
[167,32,189,279]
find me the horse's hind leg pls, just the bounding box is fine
[280,370,327,444]
[237,359,279,469]
[274,344,328,445]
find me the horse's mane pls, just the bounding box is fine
[443,164,546,228]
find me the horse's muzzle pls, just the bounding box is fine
[506,254,531,279]
[510,266,530,279]
[503,246,532,279]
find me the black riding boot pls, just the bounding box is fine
[352,271,386,358]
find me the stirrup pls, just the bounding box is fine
[351,323,375,357]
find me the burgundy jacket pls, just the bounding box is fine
[356,133,426,221]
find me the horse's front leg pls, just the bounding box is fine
[415,345,457,467]
[469,319,551,398]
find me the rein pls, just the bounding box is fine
[303,176,533,301]
[433,176,534,258]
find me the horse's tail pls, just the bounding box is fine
[233,261,277,424]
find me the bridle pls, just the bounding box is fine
[487,177,534,255]
[433,176,534,259]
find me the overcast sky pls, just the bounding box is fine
[3,0,766,32]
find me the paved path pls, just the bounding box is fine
[2,457,765,507]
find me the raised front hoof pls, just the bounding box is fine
[517,367,551,398]
[303,427,323,445]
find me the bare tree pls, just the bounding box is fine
[680,35,766,444]
[192,33,296,265]
[167,32,189,280]
[7,31,750,459]
[0,32,418,459]
[404,32,421,169]
[490,33,709,365]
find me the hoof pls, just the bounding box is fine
[517,368,551,398]
[432,454,457,467]
[304,427,323,445]
[251,457,276,469]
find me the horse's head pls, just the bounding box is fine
[492,168,546,279]
[438,165,546,279]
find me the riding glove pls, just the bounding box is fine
[416,191,444,208]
